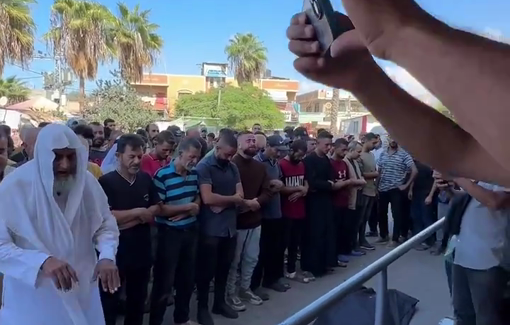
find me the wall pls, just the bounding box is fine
[167,75,206,115]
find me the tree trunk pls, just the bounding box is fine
[330,88,340,135]
[79,77,85,117]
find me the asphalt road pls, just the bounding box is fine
[142,242,451,325]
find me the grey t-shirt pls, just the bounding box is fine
[359,151,377,197]
[454,182,510,270]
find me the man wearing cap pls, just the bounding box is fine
[251,135,290,294]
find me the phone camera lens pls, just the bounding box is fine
[310,0,323,19]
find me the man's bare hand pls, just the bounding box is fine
[244,199,261,211]
[287,12,378,93]
[93,259,120,294]
[232,194,244,205]
[340,0,426,60]
[269,180,284,192]
[136,208,154,224]
[169,213,188,222]
[188,202,200,216]
[288,192,303,202]
[210,206,226,214]
[41,257,79,291]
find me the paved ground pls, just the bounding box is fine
[141,242,451,325]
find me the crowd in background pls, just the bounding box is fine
[0,117,507,325]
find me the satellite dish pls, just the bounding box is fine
[0,97,8,107]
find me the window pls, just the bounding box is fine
[314,103,320,112]
[352,121,359,133]
[177,91,192,99]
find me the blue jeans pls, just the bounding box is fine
[410,192,437,245]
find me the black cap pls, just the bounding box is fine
[293,126,308,138]
[267,135,288,150]
[167,125,182,138]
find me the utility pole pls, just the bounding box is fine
[39,49,72,112]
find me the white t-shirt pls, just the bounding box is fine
[454,182,510,270]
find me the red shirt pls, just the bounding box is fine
[140,153,170,177]
[330,158,350,208]
[279,158,306,219]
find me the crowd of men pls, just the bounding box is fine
[0,115,449,325]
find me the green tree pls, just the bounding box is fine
[111,3,164,82]
[175,85,283,129]
[225,33,267,84]
[83,72,159,132]
[0,76,30,104]
[44,0,115,111]
[0,0,36,76]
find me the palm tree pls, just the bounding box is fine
[330,88,339,135]
[43,0,115,111]
[225,33,267,85]
[110,3,163,83]
[0,76,30,104]
[0,0,36,76]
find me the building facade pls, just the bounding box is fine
[339,113,383,139]
[130,62,300,119]
[295,89,368,131]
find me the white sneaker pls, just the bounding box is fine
[225,294,246,311]
[238,288,263,305]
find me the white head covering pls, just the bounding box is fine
[100,138,120,174]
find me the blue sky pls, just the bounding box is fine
[6,0,510,94]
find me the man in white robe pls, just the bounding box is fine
[0,123,120,325]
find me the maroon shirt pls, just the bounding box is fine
[140,153,170,178]
[280,158,306,219]
[330,158,350,208]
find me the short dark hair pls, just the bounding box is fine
[290,139,307,153]
[136,128,149,138]
[73,124,94,140]
[219,128,235,137]
[38,122,50,128]
[104,118,115,127]
[316,128,326,135]
[116,134,145,153]
[0,125,11,136]
[254,131,266,137]
[364,132,377,141]
[218,133,238,149]
[177,136,202,153]
[104,126,112,140]
[155,130,175,145]
[207,132,215,139]
[317,131,333,140]
[252,123,261,127]
[89,121,101,127]
[237,130,253,138]
[334,138,349,148]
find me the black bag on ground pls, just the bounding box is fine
[314,287,419,325]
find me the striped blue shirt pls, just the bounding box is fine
[377,148,414,192]
[153,161,199,228]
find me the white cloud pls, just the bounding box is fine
[482,27,505,42]
[384,65,439,106]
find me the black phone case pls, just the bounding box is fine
[303,0,344,55]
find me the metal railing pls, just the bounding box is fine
[278,217,446,325]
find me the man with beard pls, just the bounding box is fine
[280,139,313,283]
[226,131,271,311]
[145,123,160,148]
[104,118,116,131]
[194,134,243,325]
[0,124,120,325]
[89,122,108,165]
[141,131,175,177]
[98,134,161,325]
[377,136,417,247]
[301,131,337,277]
[150,137,202,325]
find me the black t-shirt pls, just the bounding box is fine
[413,160,434,195]
[98,170,160,269]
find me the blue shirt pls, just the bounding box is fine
[255,152,282,219]
[153,161,199,228]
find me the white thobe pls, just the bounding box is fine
[0,181,118,325]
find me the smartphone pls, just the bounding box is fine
[302,0,347,55]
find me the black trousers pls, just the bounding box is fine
[251,218,286,289]
[358,195,376,245]
[378,188,406,241]
[283,217,305,274]
[101,264,151,325]
[333,207,354,255]
[195,235,236,308]
[149,225,198,325]
[368,197,379,233]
